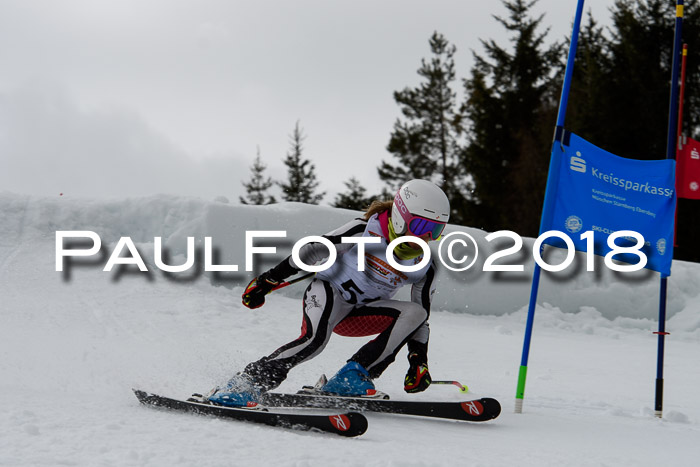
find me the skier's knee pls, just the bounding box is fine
[401,302,428,326]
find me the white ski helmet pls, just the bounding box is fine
[391,179,450,240]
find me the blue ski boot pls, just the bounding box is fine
[321,361,376,396]
[207,373,261,408]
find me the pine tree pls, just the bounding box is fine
[567,0,700,159]
[379,31,469,224]
[240,147,276,205]
[279,121,325,204]
[462,0,563,235]
[565,12,615,146]
[604,0,676,159]
[332,177,372,211]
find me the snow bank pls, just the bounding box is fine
[2,191,699,323]
[2,192,699,466]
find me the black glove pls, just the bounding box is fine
[404,352,432,393]
[241,272,280,309]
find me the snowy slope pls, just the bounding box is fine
[1,193,699,466]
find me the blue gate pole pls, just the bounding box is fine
[515,0,585,414]
[656,0,684,419]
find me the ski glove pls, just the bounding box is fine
[404,352,432,393]
[242,272,280,309]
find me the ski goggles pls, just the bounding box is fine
[405,215,446,240]
[394,193,447,240]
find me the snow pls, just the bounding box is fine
[1,192,699,466]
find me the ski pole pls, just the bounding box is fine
[432,380,468,393]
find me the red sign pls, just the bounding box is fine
[677,137,700,200]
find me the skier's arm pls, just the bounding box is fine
[242,218,366,309]
[404,262,437,393]
[290,218,366,271]
[408,262,436,358]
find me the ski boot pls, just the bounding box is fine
[319,361,378,397]
[204,373,262,408]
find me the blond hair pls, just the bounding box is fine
[363,200,393,220]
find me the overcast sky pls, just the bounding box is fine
[0,0,617,203]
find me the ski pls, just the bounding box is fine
[260,392,501,422]
[133,389,368,437]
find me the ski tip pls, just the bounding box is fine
[133,389,166,407]
[133,388,153,404]
[479,397,502,420]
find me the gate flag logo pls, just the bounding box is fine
[542,132,677,277]
[677,136,700,200]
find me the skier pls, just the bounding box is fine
[208,179,450,407]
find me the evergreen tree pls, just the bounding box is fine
[279,121,325,204]
[332,177,372,211]
[379,31,469,224]
[462,0,563,235]
[604,0,676,159]
[240,147,276,205]
[568,0,700,158]
[565,12,615,146]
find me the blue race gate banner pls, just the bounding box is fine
[542,131,677,276]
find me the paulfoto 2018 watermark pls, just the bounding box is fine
[55,229,652,275]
